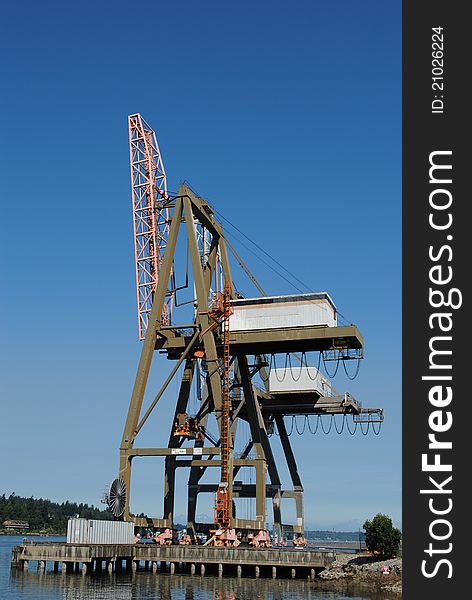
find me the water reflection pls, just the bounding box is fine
[10,569,379,600]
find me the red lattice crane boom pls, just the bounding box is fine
[128,113,172,340]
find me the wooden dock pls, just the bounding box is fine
[11,542,336,579]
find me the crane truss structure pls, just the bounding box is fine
[128,113,172,340]
[110,170,383,538]
[117,186,242,532]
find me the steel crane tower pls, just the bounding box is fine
[105,114,384,543]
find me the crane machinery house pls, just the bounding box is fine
[229,293,337,331]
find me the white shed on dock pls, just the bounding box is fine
[66,518,134,545]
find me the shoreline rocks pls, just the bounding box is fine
[315,552,402,596]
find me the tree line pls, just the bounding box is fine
[0,493,113,533]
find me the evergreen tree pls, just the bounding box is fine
[363,513,401,559]
[0,492,113,533]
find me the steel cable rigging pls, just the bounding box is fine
[271,414,383,437]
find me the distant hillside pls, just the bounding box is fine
[0,493,113,533]
[305,530,366,542]
[1,493,368,539]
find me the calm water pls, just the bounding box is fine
[1,535,391,600]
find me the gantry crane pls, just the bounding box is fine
[105,114,384,543]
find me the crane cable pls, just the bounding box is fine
[342,358,361,380]
[273,414,382,436]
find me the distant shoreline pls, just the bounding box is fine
[0,532,66,537]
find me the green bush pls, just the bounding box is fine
[363,513,401,559]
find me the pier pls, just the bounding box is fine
[11,542,335,579]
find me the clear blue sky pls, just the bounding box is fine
[0,0,401,530]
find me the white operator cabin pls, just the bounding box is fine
[229,292,337,331]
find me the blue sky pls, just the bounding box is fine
[0,1,401,530]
